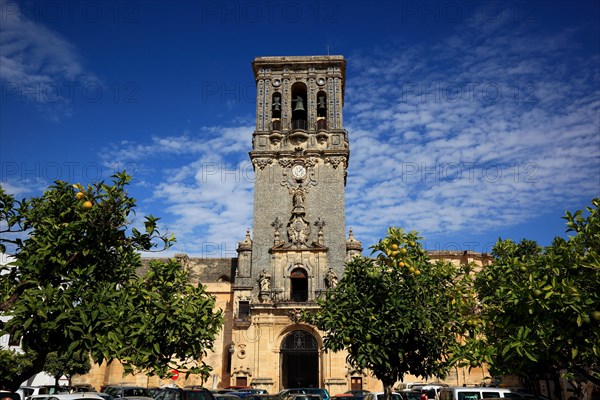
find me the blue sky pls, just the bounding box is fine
[1,0,599,257]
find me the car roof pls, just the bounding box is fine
[47,395,104,400]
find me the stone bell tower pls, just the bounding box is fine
[232,56,359,392]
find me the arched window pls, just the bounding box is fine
[290,267,308,302]
[291,83,307,131]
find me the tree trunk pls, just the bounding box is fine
[381,375,396,400]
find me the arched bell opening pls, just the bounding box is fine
[316,91,327,131]
[291,83,308,131]
[280,330,319,389]
[290,267,308,302]
[271,92,282,131]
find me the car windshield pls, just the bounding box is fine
[376,395,402,400]
[123,389,151,398]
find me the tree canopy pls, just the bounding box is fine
[0,173,223,391]
[473,198,600,395]
[43,350,91,386]
[306,228,476,399]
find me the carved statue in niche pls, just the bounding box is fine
[258,269,271,292]
[325,268,338,288]
[292,188,305,211]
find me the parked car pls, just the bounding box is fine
[37,387,72,396]
[438,387,516,400]
[46,395,104,400]
[278,389,330,400]
[17,387,48,400]
[213,395,243,400]
[103,387,152,399]
[362,393,403,400]
[331,395,361,400]
[1,392,22,400]
[155,387,215,400]
[410,385,447,400]
[72,387,96,394]
[232,390,268,398]
[343,392,370,399]
[25,395,50,400]
[399,393,420,400]
[96,393,115,400]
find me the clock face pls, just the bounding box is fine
[291,164,306,179]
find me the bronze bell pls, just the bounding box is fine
[293,96,305,112]
[273,96,281,111]
[317,96,326,109]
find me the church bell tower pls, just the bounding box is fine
[232,56,360,392]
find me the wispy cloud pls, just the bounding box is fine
[344,10,600,247]
[100,5,599,256]
[102,125,255,256]
[0,0,95,120]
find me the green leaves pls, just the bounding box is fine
[0,173,219,391]
[473,198,600,386]
[308,227,475,388]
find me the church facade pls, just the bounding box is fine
[81,56,494,393]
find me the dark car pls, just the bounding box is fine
[103,387,152,399]
[232,390,269,398]
[155,387,215,400]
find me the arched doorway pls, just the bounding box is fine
[280,330,319,388]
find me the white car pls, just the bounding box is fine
[363,392,404,400]
[438,387,515,400]
[46,395,104,400]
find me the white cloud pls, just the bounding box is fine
[102,125,255,256]
[344,15,600,248]
[0,0,96,120]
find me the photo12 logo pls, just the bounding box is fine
[0,1,140,24]
[199,1,339,24]
[1,80,139,105]
[1,161,140,185]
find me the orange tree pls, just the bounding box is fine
[0,173,223,391]
[473,199,600,396]
[306,228,476,400]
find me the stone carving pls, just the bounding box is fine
[325,156,346,169]
[278,158,294,168]
[287,215,311,247]
[237,344,247,359]
[325,268,338,288]
[288,308,303,323]
[292,188,305,212]
[272,217,283,244]
[304,157,318,168]
[258,269,271,292]
[174,253,190,271]
[314,217,326,245]
[253,158,273,170]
